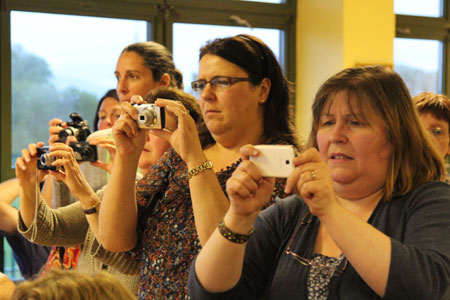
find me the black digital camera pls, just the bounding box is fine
[134,104,165,129]
[55,113,98,163]
[69,141,98,162]
[36,146,58,170]
[58,113,92,143]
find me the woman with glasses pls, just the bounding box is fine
[98,34,300,299]
[188,66,450,300]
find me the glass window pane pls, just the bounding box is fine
[10,11,148,166]
[394,38,442,97]
[394,0,443,17]
[173,23,282,95]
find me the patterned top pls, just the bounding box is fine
[127,148,288,300]
[307,253,345,300]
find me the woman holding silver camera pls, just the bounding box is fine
[35,41,183,273]
[98,34,300,299]
[15,88,201,296]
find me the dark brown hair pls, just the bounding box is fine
[199,34,300,150]
[93,89,119,131]
[122,42,182,89]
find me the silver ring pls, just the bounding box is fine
[311,170,316,180]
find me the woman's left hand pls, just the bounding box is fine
[47,143,91,199]
[285,148,338,218]
[88,136,116,173]
[150,99,205,165]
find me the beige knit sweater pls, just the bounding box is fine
[18,189,140,296]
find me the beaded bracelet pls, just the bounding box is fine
[218,219,253,244]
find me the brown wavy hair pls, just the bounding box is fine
[308,65,444,201]
[11,269,135,300]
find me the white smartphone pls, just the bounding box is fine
[249,145,296,178]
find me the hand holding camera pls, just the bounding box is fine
[15,142,47,189]
[249,145,296,178]
[134,103,166,130]
[45,113,98,167]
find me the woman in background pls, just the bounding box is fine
[16,88,200,295]
[413,91,450,182]
[99,34,300,299]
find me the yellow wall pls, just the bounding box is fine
[295,0,395,142]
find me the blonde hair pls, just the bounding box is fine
[11,269,136,300]
[308,66,444,201]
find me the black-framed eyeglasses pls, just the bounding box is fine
[191,76,251,92]
[285,213,347,274]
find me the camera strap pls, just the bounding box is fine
[30,168,41,242]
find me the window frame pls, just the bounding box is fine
[395,0,450,95]
[1,0,296,180]
[0,0,296,274]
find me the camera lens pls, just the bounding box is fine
[40,153,53,166]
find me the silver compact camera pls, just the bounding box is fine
[37,146,58,170]
[134,103,165,129]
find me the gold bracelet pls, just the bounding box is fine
[217,219,253,244]
[83,201,101,215]
[187,160,213,179]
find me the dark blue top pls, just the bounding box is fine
[2,231,50,279]
[188,181,450,300]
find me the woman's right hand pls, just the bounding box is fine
[48,118,77,145]
[112,99,146,159]
[15,142,47,188]
[225,145,275,220]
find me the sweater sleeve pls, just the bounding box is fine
[384,182,450,300]
[18,199,89,247]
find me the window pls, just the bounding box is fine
[394,0,449,97]
[10,11,148,167]
[394,0,443,17]
[394,38,442,96]
[173,23,282,95]
[0,0,296,276]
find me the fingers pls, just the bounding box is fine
[285,148,324,194]
[155,99,190,130]
[49,119,63,145]
[120,101,139,121]
[226,161,264,198]
[113,116,140,138]
[15,142,44,172]
[88,136,114,146]
[239,144,260,161]
[292,147,322,167]
[130,95,145,105]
